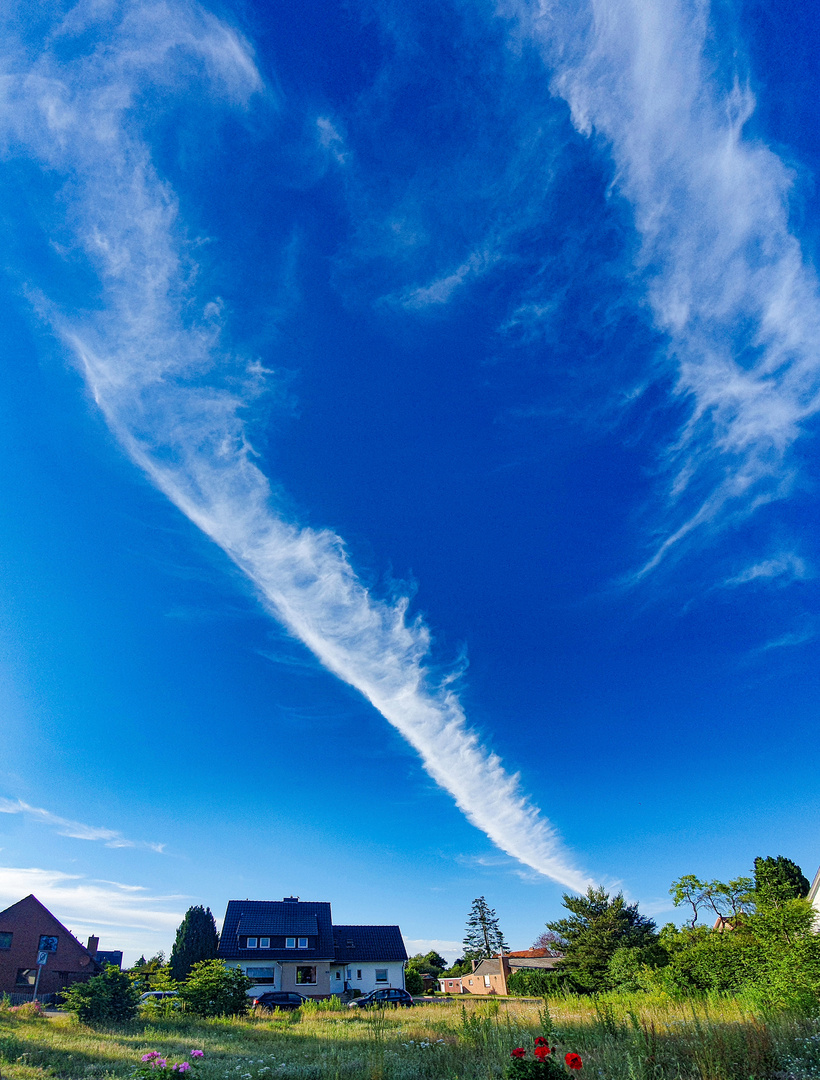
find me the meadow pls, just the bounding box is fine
[2,994,819,1080]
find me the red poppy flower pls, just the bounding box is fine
[535,1037,549,1047]
[534,1046,551,1060]
[565,1053,583,1070]
[511,1048,526,1059]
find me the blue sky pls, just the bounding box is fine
[1,0,819,965]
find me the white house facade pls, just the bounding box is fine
[218,897,407,999]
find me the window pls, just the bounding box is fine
[356,969,362,980]
[484,975,491,987]
[0,932,12,950]
[335,971,341,980]
[285,937,295,949]
[468,978,473,985]
[38,935,59,953]
[298,937,308,949]
[375,969,388,983]
[246,968,275,983]
[247,937,258,949]
[260,937,270,948]
[295,966,316,985]
[16,968,37,986]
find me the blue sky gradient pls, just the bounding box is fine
[0,0,819,963]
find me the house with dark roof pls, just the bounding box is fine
[218,896,408,999]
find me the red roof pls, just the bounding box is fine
[506,949,556,958]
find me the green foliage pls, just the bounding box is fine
[62,964,140,1024]
[754,855,811,908]
[546,886,658,993]
[507,969,558,997]
[463,896,509,961]
[606,944,666,993]
[128,952,177,995]
[407,950,446,975]
[443,957,472,977]
[179,959,252,1017]
[169,906,220,982]
[669,874,755,927]
[404,968,424,995]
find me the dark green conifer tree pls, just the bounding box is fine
[462,897,509,960]
[169,905,220,981]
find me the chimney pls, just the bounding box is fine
[497,952,510,996]
[283,896,299,902]
[87,935,99,956]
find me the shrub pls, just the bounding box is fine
[63,965,140,1024]
[179,959,252,1017]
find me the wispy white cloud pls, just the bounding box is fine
[403,938,463,962]
[0,798,165,852]
[507,0,820,570]
[757,625,818,653]
[0,866,186,962]
[723,552,810,588]
[396,247,501,310]
[0,0,590,892]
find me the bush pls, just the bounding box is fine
[179,959,252,1017]
[405,968,424,995]
[63,965,140,1024]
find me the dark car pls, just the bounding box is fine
[252,991,306,1012]
[348,988,414,1009]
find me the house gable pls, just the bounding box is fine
[0,894,99,998]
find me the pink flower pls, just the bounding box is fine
[190,1050,204,1059]
[177,1065,191,1073]
[142,1053,161,1062]
[156,1060,168,1069]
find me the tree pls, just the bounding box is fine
[404,968,424,995]
[63,965,140,1024]
[407,951,447,975]
[463,897,509,961]
[532,930,564,955]
[754,856,810,909]
[546,886,658,993]
[179,959,251,1017]
[169,906,220,981]
[127,952,176,995]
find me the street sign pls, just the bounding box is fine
[37,950,49,966]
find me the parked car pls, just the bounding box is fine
[252,991,306,1012]
[348,988,414,1009]
[139,991,180,1009]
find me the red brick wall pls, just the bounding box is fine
[0,895,97,998]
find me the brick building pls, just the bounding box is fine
[0,894,102,999]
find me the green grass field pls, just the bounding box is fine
[2,995,819,1080]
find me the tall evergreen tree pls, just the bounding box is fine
[169,906,220,981]
[754,856,810,908]
[462,896,509,960]
[546,886,657,992]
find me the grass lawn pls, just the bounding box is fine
[2,995,820,1080]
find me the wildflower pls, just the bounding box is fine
[190,1051,204,1059]
[535,1045,552,1060]
[177,1065,191,1073]
[565,1053,583,1070]
[535,1037,549,1047]
[157,1060,168,1069]
[511,1048,526,1059]
[142,1053,161,1062]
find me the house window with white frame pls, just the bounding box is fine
[285,937,295,948]
[247,937,258,948]
[295,966,316,984]
[375,969,388,983]
[298,936,308,948]
[260,937,270,948]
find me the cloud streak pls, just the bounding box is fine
[0,797,165,852]
[507,0,820,570]
[0,0,590,892]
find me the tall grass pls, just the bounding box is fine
[1,994,819,1079]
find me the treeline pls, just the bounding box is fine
[510,855,819,1008]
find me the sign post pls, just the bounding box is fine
[32,950,48,1001]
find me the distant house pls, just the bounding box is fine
[809,866,820,927]
[439,950,562,996]
[86,936,124,970]
[218,896,407,999]
[0,895,103,999]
